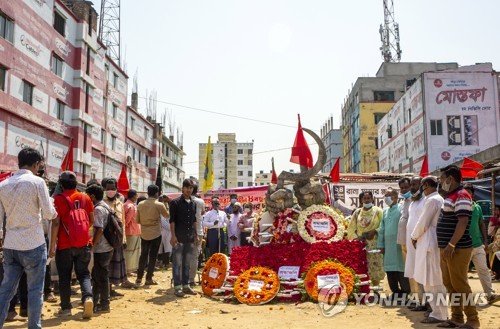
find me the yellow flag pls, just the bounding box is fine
[202,136,214,192]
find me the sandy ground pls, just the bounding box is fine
[4,268,499,329]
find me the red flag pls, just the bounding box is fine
[461,157,483,179]
[271,157,278,184]
[329,158,340,183]
[60,139,74,172]
[419,154,429,178]
[0,172,12,183]
[117,165,130,195]
[290,114,313,168]
[322,183,331,205]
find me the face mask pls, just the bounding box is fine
[401,191,412,199]
[106,190,117,199]
[441,179,451,192]
[231,198,237,204]
[384,197,393,206]
[363,202,373,209]
[244,208,251,214]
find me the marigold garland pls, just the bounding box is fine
[233,266,280,305]
[303,260,355,302]
[202,253,229,296]
[298,205,345,243]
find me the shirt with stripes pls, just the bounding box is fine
[436,186,472,248]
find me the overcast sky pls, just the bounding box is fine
[94,0,500,178]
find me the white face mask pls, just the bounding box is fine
[363,202,373,209]
[106,190,117,199]
[441,178,451,192]
[384,197,393,206]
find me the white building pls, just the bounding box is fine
[378,63,500,173]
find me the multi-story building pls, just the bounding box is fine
[199,133,253,189]
[157,129,185,193]
[0,0,182,192]
[255,170,272,186]
[378,63,500,174]
[341,62,458,173]
[320,116,342,174]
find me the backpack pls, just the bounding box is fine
[101,206,124,249]
[59,195,91,248]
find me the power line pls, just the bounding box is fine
[136,96,299,129]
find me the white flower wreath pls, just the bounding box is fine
[298,204,345,243]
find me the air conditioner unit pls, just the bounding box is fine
[126,156,133,166]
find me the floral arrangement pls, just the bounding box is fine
[272,209,303,244]
[297,205,345,243]
[234,266,280,305]
[229,240,370,295]
[303,260,356,302]
[201,253,229,296]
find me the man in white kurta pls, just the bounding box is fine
[410,176,448,323]
[228,202,242,254]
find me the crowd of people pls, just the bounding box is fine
[0,148,499,329]
[346,166,500,329]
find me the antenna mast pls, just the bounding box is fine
[99,0,121,66]
[379,0,401,62]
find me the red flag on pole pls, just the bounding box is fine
[117,165,130,195]
[461,157,483,179]
[290,114,313,168]
[271,157,278,184]
[60,139,74,172]
[329,158,340,183]
[419,154,429,177]
[0,172,12,183]
[322,183,331,205]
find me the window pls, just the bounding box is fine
[51,54,63,77]
[373,113,385,124]
[408,108,412,123]
[53,11,66,37]
[238,182,244,187]
[113,73,118,88]
[430,120,443,136]
[248,160,252,165]
[248,149,252,155]
[238,171,243,176]
[56,100,65,121]
[237,149,243,154]
[138,151,142,163]
[132,148,136,161]
[144,127,149,140]
[0,65,6,91]
[0,12,14,42]
[247,182,253,187]
[130,117,135,130]
[237,160,243,165]
[145,155,149,167]
[22,80,33,105]
[100,129,105,144]
[112,104,118,118]
[387,125,393,139]
[248,171,252,177]
[373,91,395,101]
[111,135,116,150]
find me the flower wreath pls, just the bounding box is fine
[202,253,229,296]
[298,205,344,243]
[304,259,355,302]
[234,266,280,305]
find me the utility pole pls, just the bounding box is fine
[379,0,402,63]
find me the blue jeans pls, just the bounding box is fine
[0,244,47,329]
[172,242,195,287]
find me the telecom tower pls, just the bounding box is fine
[99,0,121,66]
[379,0,401,63]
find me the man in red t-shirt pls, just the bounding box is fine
[48,171,95,319]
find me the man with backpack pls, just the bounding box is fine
[86,184,116,313]
[136,185,169,286]
[49,171,94,319]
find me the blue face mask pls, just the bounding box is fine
[363,202,373,209]
[402,191,412,199]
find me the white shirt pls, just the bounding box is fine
[0,170,57,251]
[193,196,205,236]
[203,209,227,229]
[404,197,425,279]
[228,213,241,237]
[411,191,445,286]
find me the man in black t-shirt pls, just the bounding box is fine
[169,179,197,297]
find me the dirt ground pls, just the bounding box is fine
[4,269,499,329]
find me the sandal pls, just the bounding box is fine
[437,320,461,328]
[421,317,445,324]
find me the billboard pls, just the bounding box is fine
[424,71,500,171]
